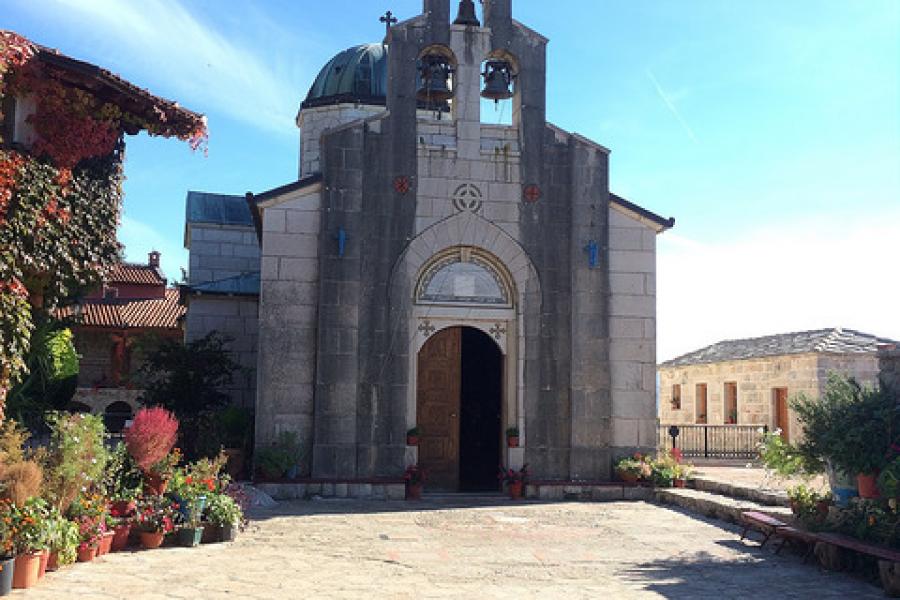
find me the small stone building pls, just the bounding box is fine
[188,0,674,489]
[67,253,185,430]
[659,328,895,442]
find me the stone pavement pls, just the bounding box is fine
[17,498,881,599]
[692,464,828,493]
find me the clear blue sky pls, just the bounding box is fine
[6,0,900,360]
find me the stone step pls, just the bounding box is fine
[691,476,791,508]
[655,486,794,526]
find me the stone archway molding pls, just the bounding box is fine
[391,211,540,306]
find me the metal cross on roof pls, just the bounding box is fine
[380,10,398,37]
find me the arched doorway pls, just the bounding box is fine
[417,326,503,491]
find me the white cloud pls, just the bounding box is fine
[657,210,900,362]
[27,0,307,136]
[118,215,187,284]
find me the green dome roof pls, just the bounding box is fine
[303,43,388,109]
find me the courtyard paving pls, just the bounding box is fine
[17,498,882,599]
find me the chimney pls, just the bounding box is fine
[148,250,161,268]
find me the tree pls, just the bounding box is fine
[0,30,206,417]
[137,332,243,458]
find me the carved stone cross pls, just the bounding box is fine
[490,322,507,341]
[418,319,436,337]
[380,11,398,37]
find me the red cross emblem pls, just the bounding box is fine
[523,184,542,203]
[393,176,411,195]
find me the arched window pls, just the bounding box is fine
[416,248,512,307]
[104,401,134,434]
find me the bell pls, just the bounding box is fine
[481,60,514,102]
[416,55,454,104]
[453,0,480,26]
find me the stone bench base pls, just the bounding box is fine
[526,481,653,501]
[257,481,407,501]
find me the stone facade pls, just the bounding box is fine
[183,196,261,408]
[241,0,673,486]
[659,352,881,441]
[880,347,900,393]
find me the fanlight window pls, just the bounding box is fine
[417,249,511,306]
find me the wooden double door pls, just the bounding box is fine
[416,326,503,491]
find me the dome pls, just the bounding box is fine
[302,43,388,109]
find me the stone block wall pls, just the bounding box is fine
[298,104,384,178]
[609,206,659,459]
[255,188,322,466]
[185,220,261,407]
[187,223,260,286]
[880,347,900,393]
[184,296,259,408]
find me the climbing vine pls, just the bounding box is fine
[0,30,207,416]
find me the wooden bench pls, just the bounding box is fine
[773,526,819,563]
[739,511,787,547]
[816,532,900,596]
[815,532,900,563]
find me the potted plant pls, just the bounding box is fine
[498,464,529,499]
[878,457,900,510]
[255,432,305,480]
[124,407,179,494]
[726,410,738,425]
[671,454,693,488]
[11,498,48,589]
[787,483,831,523]
[102,443,143,517]
[204,493,244,543]
[46,518,78,571]
[614,454,651,484]
[135,495,177,549]
[404,465,426,500]
[406,427,420,446]
[43,412,108,515]
[0,501,14,596]
[506,427,520,448]
[97,515,115,556]
[220,407,252,480]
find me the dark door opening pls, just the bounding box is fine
[459,327,502,491]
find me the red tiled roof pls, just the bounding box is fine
[106,263,165,286]
[62,289,184,330]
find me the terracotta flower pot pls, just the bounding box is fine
[110,500,136,517]
[112,524,132,552]
[143,472,169,495]
[406,482,423,500]
[507,436,519,448]
[46,551,59,573]
[673,478,686,488]
[139,531,166,550]
[13,551,41,589]
[224,448,245,480]
[617,469,639,484]
[508,480,523,499]
[97,531,114,556]
[76,545,97,563]
[37,549,49,578]
[406,435,419,446]
[858,473,880,499]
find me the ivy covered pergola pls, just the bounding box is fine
[0,30,207,416]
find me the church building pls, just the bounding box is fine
[185,0,673,492]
